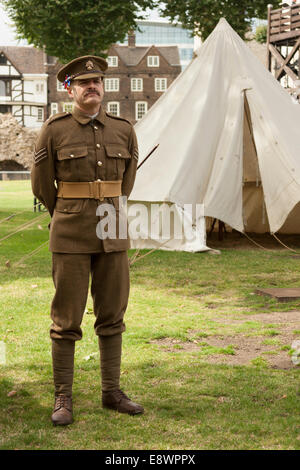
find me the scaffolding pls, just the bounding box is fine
[267,2,300,95]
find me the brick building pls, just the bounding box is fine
[47,34,181,124]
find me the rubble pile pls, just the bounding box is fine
[0,114,39,170]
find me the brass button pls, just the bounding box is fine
[70,154,74,158]
[118,152,122,156]
[97,161,102,166]
[96,144,100,148]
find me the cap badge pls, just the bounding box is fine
[85,60,94,70]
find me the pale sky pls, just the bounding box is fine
[0,4,165,46]
[0,3,19,45]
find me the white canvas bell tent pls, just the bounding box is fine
[128,18,300,252]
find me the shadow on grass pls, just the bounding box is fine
[0,353,299,450]
[0,372,52,450]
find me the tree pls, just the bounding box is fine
[255,24,267,44]
[2,0,157,62]
[159,0,281,40]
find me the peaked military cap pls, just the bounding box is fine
[57,55,108,85]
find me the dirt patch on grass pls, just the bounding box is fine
[150,337,201,352]
[151,311,300,369]
[198,336,295,369]
[212,311,300,325]
[207,231,300,251]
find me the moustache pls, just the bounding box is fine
[84,89,100,96]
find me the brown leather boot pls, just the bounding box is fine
[51,394,73,426]
[102,389,144,415]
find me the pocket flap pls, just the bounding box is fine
[57,146,88,161]
[55,198,84,213]
[105,144,131,159]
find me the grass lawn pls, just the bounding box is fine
[0,180,299,450]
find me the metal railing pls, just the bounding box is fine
[0,171,30,181]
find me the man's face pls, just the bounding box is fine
[68,77,104,111]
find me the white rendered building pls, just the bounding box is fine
[0,47,47,128]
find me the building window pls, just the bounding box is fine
[0,79,11,96]
[155,78,167,92]
[131,78,143,92]
[147,56,159,67]
[133,23,194,46]
[0,54,7,65]
[0,80,6,96]
[0,105,11,113]
[57,79,66,92]
[104,78,119,92]
[37,107,44,122]
[107,56,118,67]
[63,102,74,113]
[107,102,120,116]
[50,102,58,115]
[36,82,44,94]
[135,101,148,120]
[179,48,194,61]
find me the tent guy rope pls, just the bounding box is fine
[13,240,49,268]
[0,212,48,244]
[0,201,45,225]
[272,233,299,253]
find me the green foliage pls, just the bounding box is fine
[159,0,281,40]
[255,24,267,43]
[280,345,291,351]
[263,329,280,337]
[219,344,236,355]
[250,356,269,368]
[1,0,157,62]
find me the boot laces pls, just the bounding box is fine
[105,389,130,403]
[55,394,72,411]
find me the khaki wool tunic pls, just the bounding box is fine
[31,106,138,253]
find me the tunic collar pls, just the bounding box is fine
[72,105,106,125]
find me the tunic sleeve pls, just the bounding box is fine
[31,122,57,217]
[122,125,138,198]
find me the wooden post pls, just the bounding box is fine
[267,4,273,72]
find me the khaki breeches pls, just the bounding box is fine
[50,251,129,341]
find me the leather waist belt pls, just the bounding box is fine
[57,180,122,200]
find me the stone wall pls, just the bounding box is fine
[0,113,39,171]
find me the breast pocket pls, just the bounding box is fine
[105,144,131,179]
[56,145,88,181]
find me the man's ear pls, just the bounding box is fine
[67,86,74,98]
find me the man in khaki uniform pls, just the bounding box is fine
[31,55,143,426]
